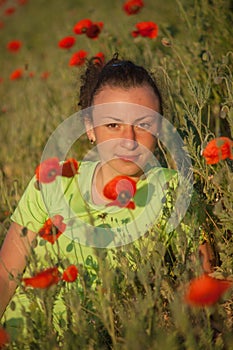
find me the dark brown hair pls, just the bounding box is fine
[78,53,163,113]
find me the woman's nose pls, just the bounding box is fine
[120,125,138,149]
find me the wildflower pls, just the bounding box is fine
[73,18,103,39]
[39,215,66,244]
[7,40,22,53]
[4,7,15,15]
[23,267,60,288]
[86,22,103,39]
[62,265,78,282]
[103,175,137,209]
[0,326,10,348]
[61,158,79,177]
[58,36,76,49]
[41,71,50,79]
[93,52,105,64]
[202,137,233,164]
[184,274,232,307]
[123,0,144,15]
[28,71,35,78]
[0,21,4,29]
[35,157,61,183]
[0,77,3,83]
[10,68,23,80]
[73,18,92,34]
[131,21,159,39]
[69,50,88,66]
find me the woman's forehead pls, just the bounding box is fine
[92,85,160,111]
[91,101,160,125]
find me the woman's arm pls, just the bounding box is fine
[0,222,36,319]
[199,240,216,273]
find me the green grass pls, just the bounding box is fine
[0,0,233,348]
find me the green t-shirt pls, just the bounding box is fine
[11,160,178,252]
[4,161,178,337]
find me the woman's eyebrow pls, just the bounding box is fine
[134,115,156,122]
[101,115,156,122]
[101,116,123,122]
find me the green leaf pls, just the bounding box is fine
[66,242,74,252]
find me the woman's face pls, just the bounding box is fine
[85,84,161,182]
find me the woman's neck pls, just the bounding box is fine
[91,163,109,205]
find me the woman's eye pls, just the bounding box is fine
[106,123,119,128]
[137,123,151,130]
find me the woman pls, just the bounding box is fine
[0,54,197,338]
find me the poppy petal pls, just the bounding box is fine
[202,137,233,164]
[103,176,136,209]
[61,158,79,177]
[131,21,158,39]
[23,267,60,288]
[0,327,10,348]
[73,19,93,34]
[58,36,76,49]
[35,157,61,183]
[69,50,88,66]
[184,274,232,306]
[123,0,144,15]
[39,215,66,244]
[7,40,22,52]
[62,265,78,282]
[10,68,23,80]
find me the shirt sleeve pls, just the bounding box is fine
[10,176,48,233]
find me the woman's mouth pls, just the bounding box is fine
[116,155,140,162]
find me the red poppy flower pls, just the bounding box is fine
[184,274,232,307]
[61,158,79,177]
[131,21,159,39]
[0,21,4,29]
[123,0,144,15]
[29,71,35,78]
[23,267,60,288]
[103,175,137,209]
[69,50,88,66]
[93,52,105,64]
[86,22,103,39]
[202,137,233,165]
[73,18,93,34]
[35,157,61,183]
[4,7,16,15]
[10,68,23,80]
[58,36,76,49]
[39,215,66,244]
[62,265,78,282]
[7,40,22,53]
[41,71,50,79]
[0,326,10,348]
[0,77,3,83]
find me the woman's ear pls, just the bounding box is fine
[84,116,96,143]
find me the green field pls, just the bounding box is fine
[0,0,233,348]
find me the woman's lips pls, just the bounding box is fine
[115,155,140,162]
